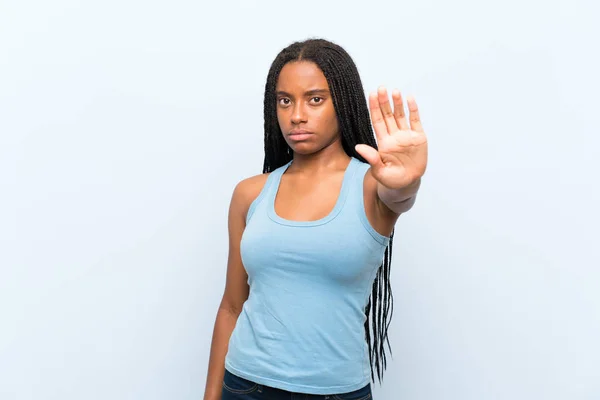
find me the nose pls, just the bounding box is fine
[291,102,308,124]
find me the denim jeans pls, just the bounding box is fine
[221,369,373,400]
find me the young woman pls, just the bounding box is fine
[203,38,428,400]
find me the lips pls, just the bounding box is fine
[289,130,313,141]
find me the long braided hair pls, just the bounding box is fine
[261,38,395,383]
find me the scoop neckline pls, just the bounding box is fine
[268,157,357,227]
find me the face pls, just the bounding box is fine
[275,61,340,155]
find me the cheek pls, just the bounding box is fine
[322,106,339,131]
[276,108,287,128]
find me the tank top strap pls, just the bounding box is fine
[346,158,370,208]
[246,161,291,224]
[266,161,292,198]
[346,159,390,246]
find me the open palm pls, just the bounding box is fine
[355,87,428,189]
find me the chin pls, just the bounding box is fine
[289,143,320,155]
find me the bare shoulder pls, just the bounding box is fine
[363,167,384,214]
[363,166,378,192]
[230,173,271,219]
[362,166,399,237]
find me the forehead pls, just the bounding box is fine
[276,61,328,91]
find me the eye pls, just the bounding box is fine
[311,97,323,104]
[278,98,291,106]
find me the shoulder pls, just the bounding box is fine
[361,165,383,212]
[230,173,271,219]
[363,166,400,216]
[354,160,380,198]
[352,160,379,211]
[361,164,399,236]
[359,162,378,191]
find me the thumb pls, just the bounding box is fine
[355,144,384,170]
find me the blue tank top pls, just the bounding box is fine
[224,157,390,395]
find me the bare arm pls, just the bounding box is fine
[203,175,267,400]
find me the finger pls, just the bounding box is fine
[378,86,399,133]
[368,92,389,143]
[392,89,409,130]
[407,95,424,133]
[355,144,384,170]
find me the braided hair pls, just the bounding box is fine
[261,38,395,383]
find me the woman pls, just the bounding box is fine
[204,38,428,399]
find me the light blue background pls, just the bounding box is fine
[1,0,598,399]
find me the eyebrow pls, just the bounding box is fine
[276,89,330,97]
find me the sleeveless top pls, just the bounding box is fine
[224,157,390,395]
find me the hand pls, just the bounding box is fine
[355,87,428,189]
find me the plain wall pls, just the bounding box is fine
[1,0,598,399]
